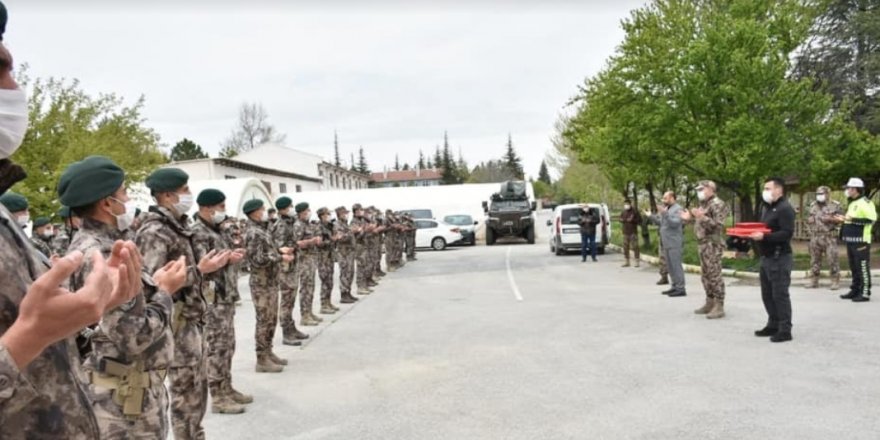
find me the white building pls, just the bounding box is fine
[160,157,322,197]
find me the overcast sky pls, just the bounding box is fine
[9,1,647,179]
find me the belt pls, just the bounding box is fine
[89,360,167,419]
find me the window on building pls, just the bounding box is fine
[225,175,236,180]
[262,180,271,193]
[279,183,287,194]
[296,185,302,193]
[319,169,324,177]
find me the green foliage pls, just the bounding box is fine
[357,146,370,174]
[503,134,524,179]
[537,160,551,184]
[170,138,208,161]
[12,72,165,217]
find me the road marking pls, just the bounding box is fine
[506,246,524,302]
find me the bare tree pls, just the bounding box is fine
[219,102,286,157]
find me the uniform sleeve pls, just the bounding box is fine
[136,227,171,276]
[191,231,212,262]
[698,201,728,233]
[0,342,39,416]
[99,288,173,356]
[805,205,816,224]
[247,231,277,268]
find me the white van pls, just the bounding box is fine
[546,203,611,256]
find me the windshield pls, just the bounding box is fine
[491,200,530,212]
[562,208,582,225]
[444,215,473,226]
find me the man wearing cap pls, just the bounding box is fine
[370,208,388,280]
[219,217,244,305]
[619,199,642,268]
[59,155,189,437]
[350,204,375,295]
[316,207,341,314]
[191,189,250,414]
[681,180,730,319]
[805,185,844,289]
[836,178,877,302]
[293,202,324,325]
[403,213,418,262]
[335,206,360,304]
[30,217,54,258]
[243,199,291,372]
[138,167,230,440]
[53,205,81,256]
[384,210,399,272]
[267,208,278,226]
[0,190,28,229]
[271,196,309,345]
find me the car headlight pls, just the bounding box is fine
[488,217,500,222]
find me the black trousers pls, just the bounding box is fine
[847,243,873,297]
[760,253,793,332]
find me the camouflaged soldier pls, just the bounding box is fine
[191,189,252,414]
[0,190,28,228]
[271,196,309,346]
[370,207,388,280]
[59,156,189,439]
[138,168,229,440]
[335,206,360,303]
[53,205,81,256]
[404,213,418,261]
[243,199,291,373]
[316,207,341,314]
[383,210,400,272]
[805,186,844,290]
[681,180,730,319]
[350,204,375,295]
[30,217,55,258]
[219,217,244,304]
[294,202,325,325]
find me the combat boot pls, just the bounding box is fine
[621,259,631,268]
[211,395,246,415]
[301,314,321,326]
[656,276,669,286]
[634,259,641,268]
[387,265,398,273]
[329,303,340,311]
[282,332,302,346]
[706,300,725,319]
[340,294,358,304]
[309,312,324,323]
[256,355,284,373]
[378,270,387,277]
[694,297,715,315]
[805,276,819,289]
[269,351,288,366]
[358,287,372,295]
[320,304,337,315]
[225,383,254,404]
[830,275,840,291]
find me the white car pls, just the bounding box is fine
[414,219,463,251]
[547,203,611,256]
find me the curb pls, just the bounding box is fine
[606,244,878,280]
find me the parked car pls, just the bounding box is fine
[414,219,463,251]
[400,209,434,220]
[547,203,611,256]
[443,214,478,245]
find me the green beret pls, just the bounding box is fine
[57,156,125,208]
[295,202,309,214]
[197,189,226,207]
[0,191,28,212]
[275,196,292,210]
[146,168,189,192]
[58,205,71,218]
[242,199,264,215]
[33,217,50,228]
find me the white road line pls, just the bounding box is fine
[506,246,524,302]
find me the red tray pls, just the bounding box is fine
[726,222,771,238]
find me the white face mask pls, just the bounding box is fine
[816,194,826,203]
[697,190,707,201]
[212,210,226,224]
[762,190,774,204]
[111,198,137,231]
[0,89,29,160]
[17,214,29,227]
[260,211,269,222]
[41,229,54,238]
[173,193,194,215]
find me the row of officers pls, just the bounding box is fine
[0,157,417,437]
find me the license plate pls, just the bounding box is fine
[563,229,579,234]
[503,221,514,226]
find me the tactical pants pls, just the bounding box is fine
[760,253,793,332]
[622,233,640,260]
[206,302,236,399]
[318,251,334,303]
[338,247,355,295]
[372,239,383,273]
[385,236,396,265]
[406,233,416,258]
[90,370,169,440]
[698,242,725,300]
[169,346,208,440]
[356,245,372,287]
[278,262,299,335]
[299,254,317,317]
[847,243,872,297]
[251,271,279,356]
[658,239,668,278]
[809,233,840,276]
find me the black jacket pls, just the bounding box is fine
[758,197,795,257]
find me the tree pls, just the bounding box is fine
[440,133,458,184]
[402,163,411,171]
[333,131,341,167]
[350,152,357,172]
[417,150,426,169]
[467,160,518,183]
[170,138,208,162]
[433,144,442,171]
[219,102,286,157]
[537,160,551,184]
[503,134,524,179]
[457,148,470,183]
[13,72,166,216]
[394,154,401,171]
[357,146,370,174]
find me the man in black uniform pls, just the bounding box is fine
[750,177,795,343]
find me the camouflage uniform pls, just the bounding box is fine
[220,218,244,303]
[317,218,338,313]
[405,216,417,260]
[384,214,399,270]
[371,213,385,277]
[806,198,843,284]
[70,218,174,439]
[135,206,207,440]
[334,214,358,301]
[244,218,282,363]
[350,213,373,291]
[294,218,320,322]
[0,205,101,439]
[52,227,75,256]
[272,214,300,337]
[658,238,669,283]
[30,233,54,258]
[692,195,730,317]
[191,214,248,411]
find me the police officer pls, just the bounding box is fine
[350,203,374,295]
[60,155,189,437]
[750,177,795,343]
[682,180,730,319]
[316,207,341,314]
[403,213,417,262]
[805,186,844,290]
[53,205,82,256]
[0,191,28,229]
[271,196,309,346]
[30,216,54,257]
[335,206,359,303]
[836,178,877,302]
[293,202,324,325]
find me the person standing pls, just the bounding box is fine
[0,191,28,230]
[681,180,730,319]
[619,200,642,268]
[293,202,324,325]
[837,178,877,302]
[805,186,844,290]
[316,207,340,315]
[751,178,795,343]
[350,204,374,295]
[578,207,600,262]
[647,191,686,297]
[334,206,359,304]
[404,213,417,262]
[271,196,309,346]
[30,217,55,258]
[53,205,81,256]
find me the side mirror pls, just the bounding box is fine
[530,202,537,211]
[545,220,552,227]
[473,221,479,225]
[482,201,488,212]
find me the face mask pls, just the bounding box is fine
[173,193,193,215]
[697,191,706,201]
[624,205,631,210]
[41,230,54,239]
[260,211,269,222]
[762,190,774,204]
[816,194,826,203]
[0,89,29,160]
[111,198,137,231]
[17,214,29,227]
[212,210,226,224]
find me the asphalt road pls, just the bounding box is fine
[204,213,880,439]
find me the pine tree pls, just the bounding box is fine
[357,146,370,174]
[433,145,442,171]
[426,158,433,169]
[402,163,411,171]
[350,152,356,172]
[417,150,426,169]
[538,160,551,184]
[441,133,457,184]
[394,154,401,171]
[170,138,208,161]
[457,148,470,183]
[333,131,341,167]
[503,134,524,179]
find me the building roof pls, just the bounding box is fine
[370,169,443,183]
[165,157,321,183]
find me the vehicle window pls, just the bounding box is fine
[426,221,438,228]
[561,208,582,225]
[443,215,473,225]
[415,220,434,229]
[406,209,433,219]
